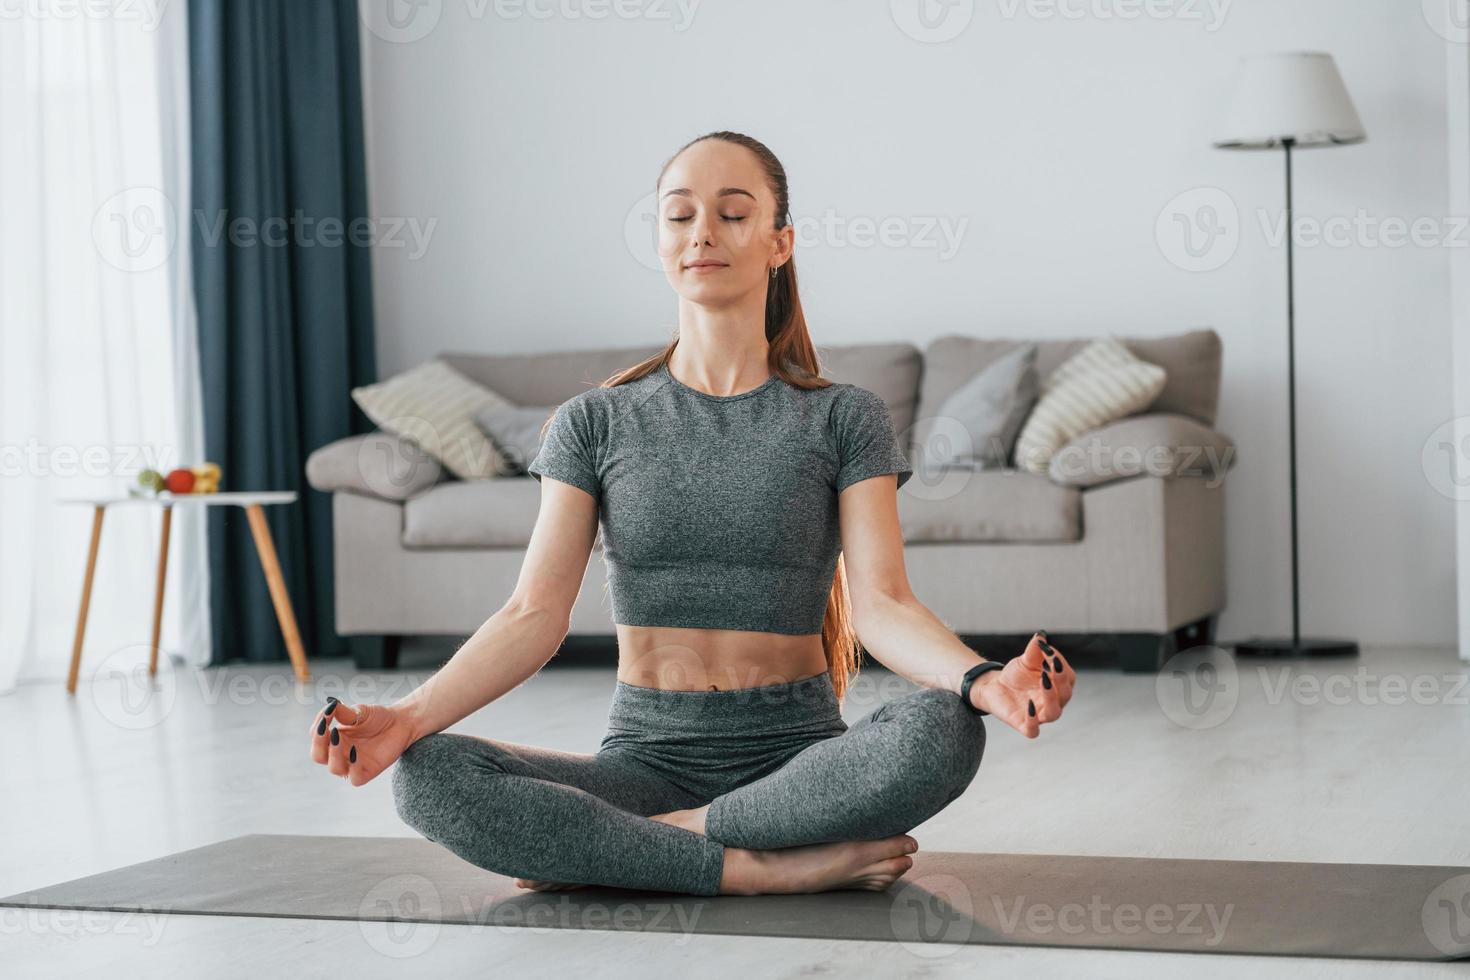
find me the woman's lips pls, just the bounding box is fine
[685,262,728,273]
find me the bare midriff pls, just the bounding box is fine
[614,624,829,692]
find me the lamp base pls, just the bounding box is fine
[1233,637,1360,658]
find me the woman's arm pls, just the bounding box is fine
[392,477,601,741]
[391,601,572,743]
[836,475,1074,737]
[311,476,600,785]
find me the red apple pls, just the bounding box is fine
[165,468,196,494]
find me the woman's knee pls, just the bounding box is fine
[887,687,988,804]
[390,732,474,834]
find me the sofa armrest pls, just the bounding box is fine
[305,432,445,502]
[1081,474,1225,632]
[1047,413,1236,489]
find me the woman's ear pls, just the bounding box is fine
[772,223,795,267]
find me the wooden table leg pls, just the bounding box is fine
[67,505,106,695]
[148,504,173,676]
[244,503,311,682]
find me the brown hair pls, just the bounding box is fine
[547,131,863,701]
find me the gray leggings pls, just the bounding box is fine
[390,670,986,897]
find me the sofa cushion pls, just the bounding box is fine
[1013,337,1168,475]
[1047,413,1237,488]
[920,342,1038,472]
[305,432,444,502]
[402,478,544,548]
[473,403,558,475]
[916,329,1223,463]
[899,469,1080,543]
[351,359,517,480]
[1117,329,1222,427]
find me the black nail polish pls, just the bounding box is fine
[331,727,340,746]
[1042,671,1053,690]
[1054,657,1064,672]
[317,718,326,736]
[1039,639,1054,654]
[1037,629,1049,639]
[324,697,338,716]
[1027,699,1036,717]
[349,746,357,764]
[1041,659,1050,672]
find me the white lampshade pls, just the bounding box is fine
[1215,52,1366,150]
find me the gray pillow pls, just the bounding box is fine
[473,404,559,475]
[916,343,1038,474]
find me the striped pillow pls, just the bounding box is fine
[1013,338,1167,476]
[351,360,516,480]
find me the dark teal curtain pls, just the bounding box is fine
[189,0,377,665]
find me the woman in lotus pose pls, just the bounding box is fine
[307,131,1075,897]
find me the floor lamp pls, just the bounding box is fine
[1215,52,1366,659]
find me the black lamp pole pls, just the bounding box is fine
[1215,51,1365,658]
[1236,137,1358,659]
[1286,137,1301,649]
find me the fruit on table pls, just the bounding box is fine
[137,463,223,495]
[191,462,222,494]
[165,468,196,494]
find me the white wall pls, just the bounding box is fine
[358,0,1457,649]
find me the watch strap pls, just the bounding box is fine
[960,659,1006,716]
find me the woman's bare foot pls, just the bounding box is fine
[512,877,588,892]
[720,834,919,896]
[513,820,917,896]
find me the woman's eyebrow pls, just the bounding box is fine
[659,187,757,201]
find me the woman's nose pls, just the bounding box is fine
[689,211,715,246]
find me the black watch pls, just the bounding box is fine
[960,660,1006,716]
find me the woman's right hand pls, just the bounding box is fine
[969,632,1076,739]
[308,697,419,786]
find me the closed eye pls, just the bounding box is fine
[666,215,747,223]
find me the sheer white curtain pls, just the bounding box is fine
[0,3,211,692]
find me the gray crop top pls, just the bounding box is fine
[526,361,913,635]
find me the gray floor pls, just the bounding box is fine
[3,642,1468,978]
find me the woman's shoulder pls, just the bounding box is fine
[556,370,666,431]
[819,382,902,448]
[812,378,890,415]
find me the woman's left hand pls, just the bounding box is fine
[969,632,1075,738]
[307,697,418,786]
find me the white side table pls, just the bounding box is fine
[58,491,311,693]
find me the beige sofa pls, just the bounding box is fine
[305,330,1234,672]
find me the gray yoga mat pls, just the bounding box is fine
[3,834,1467,961]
